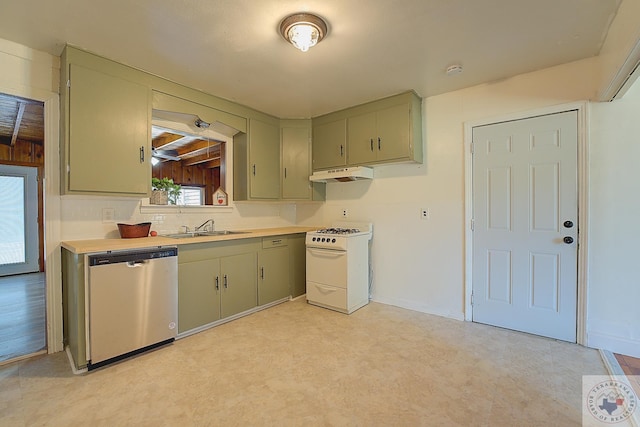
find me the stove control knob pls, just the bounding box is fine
[321,237,326,242]
[332,238,336,243]
[312,237,316,242]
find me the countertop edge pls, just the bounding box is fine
[61,227,318,254]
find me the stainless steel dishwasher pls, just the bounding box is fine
[87,247,178,370]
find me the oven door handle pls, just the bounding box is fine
[307,247,346,258]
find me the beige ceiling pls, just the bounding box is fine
[0,0,622,118]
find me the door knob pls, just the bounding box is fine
[563,236,574,244]
[563,220,574,228]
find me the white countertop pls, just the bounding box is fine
[61,226,317,254]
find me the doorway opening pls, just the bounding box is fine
[0,93,46,363]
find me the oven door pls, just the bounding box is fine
[306,247,348,288]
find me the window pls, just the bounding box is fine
[177,186,204,206]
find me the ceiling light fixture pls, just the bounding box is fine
[279,13,328,52]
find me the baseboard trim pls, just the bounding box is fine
[599,349,640,427]
[588,331,640,358]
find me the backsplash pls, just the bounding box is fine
[60,196,301,240]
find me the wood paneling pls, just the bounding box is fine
[0,94,44,145]
[0,139,44,165]
[152,161,221,204]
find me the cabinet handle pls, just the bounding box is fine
[284,167,287,179]
[224,274,228,288]
[378,137,381,150]
[370,138,374,152]
[253,164,256,176]
[260,266,264,280]
[215,276,219,291]
[139,146,145,163]
[340,144,344,157]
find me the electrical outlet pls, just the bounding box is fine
[342,209,349,218]
[102,207,115,223]
[421,208,429,220]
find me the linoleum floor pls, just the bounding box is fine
[0,298,607,426]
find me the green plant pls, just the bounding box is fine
[152,177,181,205]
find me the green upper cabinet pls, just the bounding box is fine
[347,111,377,165]
[234,118,280,200]
[281,120,325,201]
[348,103,413,165]
[312,91,423,170]
[311,118,347,170]
[65,63,151,196]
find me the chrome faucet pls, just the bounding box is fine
[195,219,215,232]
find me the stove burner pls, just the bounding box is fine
[316,227,361,235]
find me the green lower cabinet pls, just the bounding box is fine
[258,246,290,305]
[178,251,257,334]
[178,259,221,333]
[288,234,307,298]
[220,252,258,318]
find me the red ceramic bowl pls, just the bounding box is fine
[117,222,152,238]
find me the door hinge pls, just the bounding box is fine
[471,292,474,306]
[471,219,475,231]
[470,141,474,154]
[67,79,71,88]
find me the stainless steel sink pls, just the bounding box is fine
[162,230,248,238]
[203,230,248,236]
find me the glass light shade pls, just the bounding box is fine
[288,24,319,52]
[280,13,327,52]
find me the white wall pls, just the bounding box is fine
[0,38,64,352]
[588,79,640,357]
[299,57,601,320]
[299,53,640,357]
[60,196,298,240]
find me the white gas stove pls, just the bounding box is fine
[305,222,372,314]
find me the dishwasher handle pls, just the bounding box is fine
[88,247,178,266]
[126,260,148,268]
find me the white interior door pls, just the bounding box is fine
[0,165,39,276]
[472,111,578,342]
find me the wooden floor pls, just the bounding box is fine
[0,272,46,363]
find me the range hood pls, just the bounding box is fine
[309,166,374,182]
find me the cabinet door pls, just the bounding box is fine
[376,103,411,162]
[249,119,280,199]
[178,259,220,333]
[68,64,150,195]
[347,111,377,165]
[312,119,347,170]
[288,234,307,298]
[282,127,312,199]
[258,247,290,305]
[221,252,257,318]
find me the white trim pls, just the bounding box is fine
[589,331,640,359]
[463,101,589,345]
[599,349,640,427]
[0,87,63,355]
[372,296,465,321]
[598,34,640,101]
